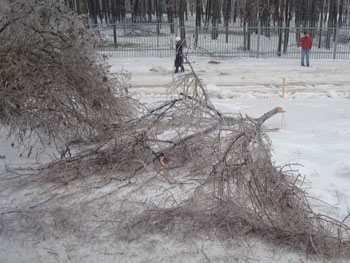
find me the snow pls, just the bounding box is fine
[1,57,350,262]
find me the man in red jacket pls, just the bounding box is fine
[300,31,312,67]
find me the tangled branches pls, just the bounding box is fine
[114,60,350,257]
[0,0,133,151]
[3,50,350,259]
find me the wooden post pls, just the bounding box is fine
[282,78,286,98]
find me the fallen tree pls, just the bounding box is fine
[3,57,348,259]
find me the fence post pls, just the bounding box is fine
[281,78,286,98]
[157,23,160,47]
[256,19,261,58]
[333,22,339,59]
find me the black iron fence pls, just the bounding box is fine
[96,23,350,59]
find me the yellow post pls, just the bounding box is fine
[282,78,286,98]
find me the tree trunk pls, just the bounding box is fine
[195,0,202,48]
[223,0,232,43]
[179,0,186,42]
[211,0,219,40]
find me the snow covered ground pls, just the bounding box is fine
[0,57,349,262]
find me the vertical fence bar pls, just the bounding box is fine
[333,18,339,59]
[256,19,261,58]
[333,25,338,59]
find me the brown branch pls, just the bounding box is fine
[257,107,285,125]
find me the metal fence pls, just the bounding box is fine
[96,23,350,59]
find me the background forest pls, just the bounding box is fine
[65,0,350,29]
[63,0,350,57]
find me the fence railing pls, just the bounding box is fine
[96,23,350,59]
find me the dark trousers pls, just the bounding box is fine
[175,64,184,73]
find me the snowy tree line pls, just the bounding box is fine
[65,0,350,29]
[61,0,350,56]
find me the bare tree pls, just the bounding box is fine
[0,0,133,154]
[194,0,203,48]
[167,0,175,33]
[211,0,220,40]
[178,0,187,41]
